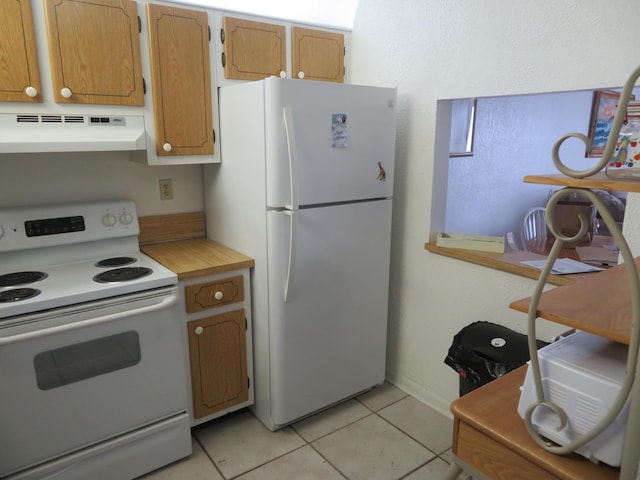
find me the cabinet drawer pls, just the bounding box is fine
[185,275,244,313]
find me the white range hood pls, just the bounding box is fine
[0,113,147,153]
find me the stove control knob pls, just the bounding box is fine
[195,326,204,335]
[214,291,224,300]
[119,212,134,225]
[102,213,117,227]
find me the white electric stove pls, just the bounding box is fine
[0,200,191,480]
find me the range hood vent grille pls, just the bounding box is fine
[16,114,86,124]
[0,113,147,153]
[16,115,39,123]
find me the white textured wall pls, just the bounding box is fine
[350,0,640,415]
[445,91,593,237]
[0,152,203,216]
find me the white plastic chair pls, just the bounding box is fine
[520,207,548,254]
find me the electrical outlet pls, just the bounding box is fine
[159,179,173,200]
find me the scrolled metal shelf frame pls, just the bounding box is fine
[523,64,640,479]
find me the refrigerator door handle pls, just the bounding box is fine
[283,107,298,211]
[283,210,297,303]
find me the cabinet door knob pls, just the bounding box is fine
[163,142,172,152]
[214,291,223,300]
[279,70,286,78]
[195,326,204,335]
[61,87,72,98]
[297,71,305,79]
[25,86,38,97]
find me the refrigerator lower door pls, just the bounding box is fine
[266,199,392,426]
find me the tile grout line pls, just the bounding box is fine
[190,386,455,480]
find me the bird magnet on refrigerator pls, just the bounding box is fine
[331,113,348,148]
[377,161,386,181]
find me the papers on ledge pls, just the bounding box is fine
[575,246,619,267]
[521,258,604,275]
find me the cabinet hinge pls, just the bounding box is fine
[213,128,216,144]
[138,16,141,33]
[142,78,146,95]
[221,52,226,68]
[220,28,225,44]
[208,25,211,42]
[245,317,247,330]
[344,46,346,56]
[248,377,250,389]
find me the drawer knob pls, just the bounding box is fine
[195,326,204,335]
[214,291,224,300]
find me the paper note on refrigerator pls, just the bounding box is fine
[332,113,348,147]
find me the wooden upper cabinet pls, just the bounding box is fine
[43,0,144,105]
[0,0,42,102]
[147,3,214,156]
[222,17,286,81]
[292,26,344,83]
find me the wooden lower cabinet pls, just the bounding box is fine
[187,309,248,419]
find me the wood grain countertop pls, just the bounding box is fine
[424,242,601,286]
[141,238,255,281]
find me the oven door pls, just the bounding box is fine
[0,287,189,478]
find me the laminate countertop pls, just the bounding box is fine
[141,238,255,281]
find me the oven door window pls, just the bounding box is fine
[33,331,141,390]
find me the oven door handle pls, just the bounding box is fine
[0,294,177,346]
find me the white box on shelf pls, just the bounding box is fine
[517,331,629,467]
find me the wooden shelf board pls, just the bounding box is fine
[510,257,640,345]
[523,172,640,193]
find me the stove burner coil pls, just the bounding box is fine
[0,271,48,287]
[93,267,152,283]
[0,288,41,303]
[95,257,137,268]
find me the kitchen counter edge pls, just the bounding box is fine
[141,238,255,281]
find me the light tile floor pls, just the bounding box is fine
[139,382,468,480]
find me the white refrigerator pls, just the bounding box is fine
[204,77,397,430]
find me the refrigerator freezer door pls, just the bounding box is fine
[266,199,392,426]
[265,78,396,208]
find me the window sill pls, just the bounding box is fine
[424,242,600,286]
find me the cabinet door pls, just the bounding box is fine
[0,0,42,102]
[187,309,248,419]
[222,16,286,81]
[292,26,344,83]
[147,3,214,156]
[43,0,144,105]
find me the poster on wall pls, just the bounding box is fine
[587,90,623,157]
